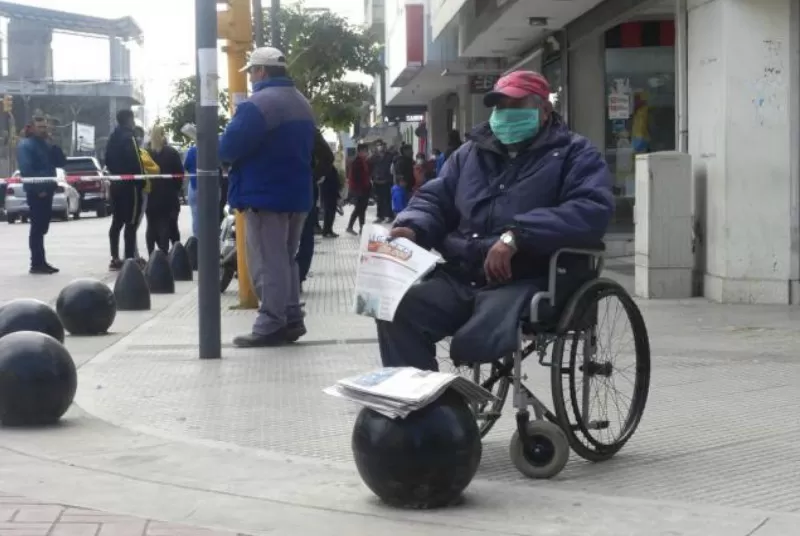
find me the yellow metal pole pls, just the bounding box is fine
[225,42,259,309]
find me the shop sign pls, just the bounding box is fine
[469,74,500,94]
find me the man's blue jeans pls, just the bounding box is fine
[296,206,317,283]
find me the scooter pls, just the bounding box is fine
[220,205,237,293]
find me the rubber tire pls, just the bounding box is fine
[550,278,651,463]
[21,216,28,223]
[96,205,108,218]
[220,264,235,293]
[509,420,570,479]
[73,210,81,220]
[6,215,16,224]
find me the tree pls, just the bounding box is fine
[263,4,382,131]
[163,77,230,145]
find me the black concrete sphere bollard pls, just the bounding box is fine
[351,390,482,509]
[184,236,199,271]
[56,279,117,336]
[113,259,151,311]
[0,298,64,343]
[0,331,78,426]
[145,250,175,294]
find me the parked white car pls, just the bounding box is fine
[5,168,81,224]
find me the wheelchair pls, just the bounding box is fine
[437,247,651,479]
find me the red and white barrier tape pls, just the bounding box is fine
[4,173,212,184]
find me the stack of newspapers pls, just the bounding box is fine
[324,367,498,419]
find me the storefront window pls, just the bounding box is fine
[605,45,675,229]
[541,60,564,116]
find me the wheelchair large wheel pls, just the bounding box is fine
[550,278,650,462]
[437,339,511,438]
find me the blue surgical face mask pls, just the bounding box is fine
[489,108,540,146]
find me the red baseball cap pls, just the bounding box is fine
[483,70,551,107]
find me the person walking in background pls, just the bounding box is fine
[435,130,463,175]
[346,143,371,235]
[144,125,184,254]
[17,116,64,274]
[391,176,409,216]
[104,109,145,271]
[220,46,316,348]
[296,129,335,292]
[320,163,342,238]
[368,141,393,223]
[181,123,199,237]
[392,143,415,192]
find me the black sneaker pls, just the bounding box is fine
[286,320,307,343]
[346,228,358,236]
[45,264,59,274]
[29,265,54,275]
[373,218,385,224]
[232,329,289,348]
[322,231,338,238]
[109,258,123,271]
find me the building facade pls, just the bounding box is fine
[0,1,144,172]
[363,0,800,305]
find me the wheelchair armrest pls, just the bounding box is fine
[528,246,606,324]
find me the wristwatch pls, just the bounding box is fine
[500,231,517,252]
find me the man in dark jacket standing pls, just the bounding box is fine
[368,141,393,223]
[17,116,65,274]
[220,47,317,348]
[376,70,615,371]
[296,130,335,289]
[105,109,145,270]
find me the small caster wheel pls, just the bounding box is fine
[509,420,569,479]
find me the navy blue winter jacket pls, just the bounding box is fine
[394,116,614,282]
[18,136,63,197]
[219,77,316,213]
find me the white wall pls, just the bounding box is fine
[688,0,796,303]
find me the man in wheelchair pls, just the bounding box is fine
[378,70,614,371]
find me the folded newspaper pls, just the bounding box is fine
[353,225,441,322]
[324,367,498,419]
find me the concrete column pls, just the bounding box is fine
[427,94,448,153]
[456,83,471,134]
[688,0,797,303]
[634,152,694,298]
[110,36,123,82]
[567,34,605,150]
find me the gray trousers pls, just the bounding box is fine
[244,210,306,335]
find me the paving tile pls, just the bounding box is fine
[11,505,63,523]
[49,524,100,536]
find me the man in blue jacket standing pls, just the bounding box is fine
[18,116,65,274]
[219,47,317,348]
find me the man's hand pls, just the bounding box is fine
[484,240,515,283]
[389,227,416,243]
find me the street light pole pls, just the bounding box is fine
[270,0,280,49]
[195,0,222,359]
[252,0,264,47]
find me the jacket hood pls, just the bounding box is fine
[466,112,571,155]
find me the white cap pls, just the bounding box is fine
[180,123,197,141]
[239,46,287,72]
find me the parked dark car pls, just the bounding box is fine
[63,156,111,218]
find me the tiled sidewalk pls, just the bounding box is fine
[0,494,245,536]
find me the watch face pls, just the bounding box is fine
[502,234,512,244]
